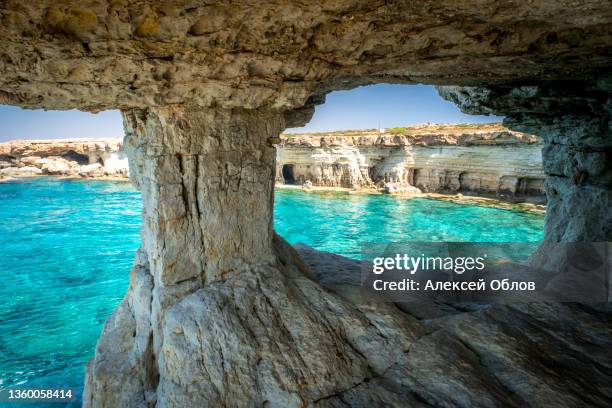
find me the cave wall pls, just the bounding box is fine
[0,1,611,407]
[439,82,612,241]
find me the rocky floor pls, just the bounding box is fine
[86,238,612,407]
[295,244,612,407]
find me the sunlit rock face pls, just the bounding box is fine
[0,1,611,407]
[276,125,545,202]
[0,139,128,177]
[1,1,611,111]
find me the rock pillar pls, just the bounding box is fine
[85,105,425,408]
[84,106,284,406]
[122,107,281,286]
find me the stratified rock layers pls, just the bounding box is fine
[438,84,612,241]
[0,1,608,407]
[0,139,128,177]
[276,127,544,202]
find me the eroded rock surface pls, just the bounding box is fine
[85,107,286,406]
[0,2,610,407]
[86,238,612,407]
[277,124,545,202]
[1,1,612,111]
[294,245,612,408]
[438,82,612,241]
[81,100,612,408]
[0,139,128,177]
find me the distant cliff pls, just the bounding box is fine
[276,124,545,203]
[1,125,546,204]
[0,139,128,178]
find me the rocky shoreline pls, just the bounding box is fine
[1,127,546,207]
[277,123,546,204]
[275,183,546,213]
[0,138,128,179]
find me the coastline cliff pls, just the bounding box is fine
[0,124,545,204]
[0,138,128,178]
[277,123,545,203]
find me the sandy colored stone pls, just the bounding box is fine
[0,1,611,111]
[0,139,128,177]
[438,83,612,241]
[0,2,610,407]
[276,125,544,202]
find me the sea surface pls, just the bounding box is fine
[0,177,545,406]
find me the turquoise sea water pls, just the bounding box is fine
[0,178,545,406]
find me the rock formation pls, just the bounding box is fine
[277,124,545,203]
[438,83,612,242]
[0,139,128,178]
[1,125,546,204]
[0,1,610,407]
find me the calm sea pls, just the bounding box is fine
[0,177,544,406]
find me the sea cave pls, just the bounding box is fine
[0,1,610,407]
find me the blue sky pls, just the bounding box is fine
[286,84,502,133]
[0,107,124,142]
[0,84,501,141]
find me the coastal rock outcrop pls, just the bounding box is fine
[438,83,612,241]
[277,124,545,203]
[383,182,422,195]
[0,1,611,407]
[82,103,612,408]
[0,139,128,178]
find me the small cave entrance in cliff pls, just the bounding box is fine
[61,150,89,165]
[282,164,296,184]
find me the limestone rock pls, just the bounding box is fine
[297,245,612,408]
[0,165,42,175]
[0,2,610,407]
[438,82,612,241]
[383,182,422,195]
[1,1,612,111]
[302,179,313,191]
[78,163,105,178]
[37,157,74,175]
[277,125,545,202]
[0,139,128,178]
[19,155,42,166]
[85,236,612,407]
[83,107,428,407]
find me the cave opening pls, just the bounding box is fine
[0,4,610,406]
[282,164,296,184]
[281,83,545,205]
[61,150,89,165]
[274,83,548,254]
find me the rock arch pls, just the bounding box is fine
[0,1,611,406]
